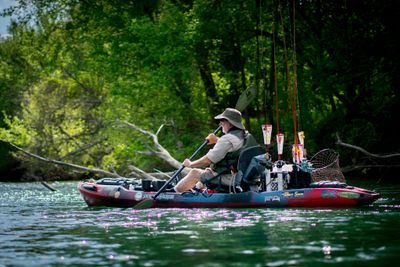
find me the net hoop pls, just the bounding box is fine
[309,149,346,182]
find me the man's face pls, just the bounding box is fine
[219,119,232,134]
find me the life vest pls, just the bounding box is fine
[211,129,259,175]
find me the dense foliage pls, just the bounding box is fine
[0,0,399,181]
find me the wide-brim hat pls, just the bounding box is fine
[214,108,245,130]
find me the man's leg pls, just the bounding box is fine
[174,168,203,193]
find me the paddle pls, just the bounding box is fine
[133,84,256,209]
[132,126,221,209]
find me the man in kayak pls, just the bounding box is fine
[174,108,250,193]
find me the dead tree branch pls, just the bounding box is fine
[3,140,122,178]
[116,120,183,169]
[128,165,158,180]
[335,133,400,173]
[335,133,400,159]
[2,120,187,181]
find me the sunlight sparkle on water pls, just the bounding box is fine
[1,181,395,267]
[182,248,210,253]
[322,245,331,255]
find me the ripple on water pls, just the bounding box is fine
[0,181,399,266]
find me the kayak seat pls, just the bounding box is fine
[234,145,266,191]
[202,145,265,193]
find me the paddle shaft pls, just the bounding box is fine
[152,125,222,199]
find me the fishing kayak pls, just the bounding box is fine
[77,178,380,208]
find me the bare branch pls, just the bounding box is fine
[116,120,182,169]
[155,124,164,136]
[336,133,400,159]
[2,120,187,181]
[3,140,121,178]
[128,165,157,180]
[341,164,400,173]
[136,150,157,156]
[153,168,172,179]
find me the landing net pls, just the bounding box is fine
[309,149,346,182]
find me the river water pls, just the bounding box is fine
[0,179,399,267]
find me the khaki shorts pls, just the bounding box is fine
[199,168,235,187]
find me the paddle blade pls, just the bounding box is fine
[133,199,154,209]
[235,84,257,112]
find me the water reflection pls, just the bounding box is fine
[0,181,399,266]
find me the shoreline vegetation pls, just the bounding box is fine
[1,1,399,182]
[1,130,399,183]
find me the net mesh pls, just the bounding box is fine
[309,149,346,182]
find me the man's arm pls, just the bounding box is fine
[183,155,212,168]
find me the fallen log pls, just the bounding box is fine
[3,140,122,178]
[336,133,400,159]
[335,133,400,172]
[1,121,188,181]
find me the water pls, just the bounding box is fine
[0,179,399,267]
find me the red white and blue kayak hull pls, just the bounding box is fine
[78,181,380,208]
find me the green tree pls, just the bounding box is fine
[1,0,399,180]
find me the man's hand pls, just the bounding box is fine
[182,159,192,167]
[206,133,219,145]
